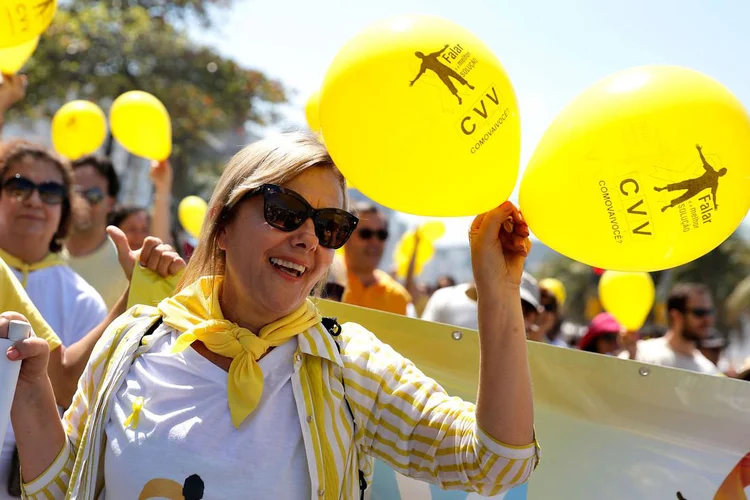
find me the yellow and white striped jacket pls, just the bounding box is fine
[23,305,540,499]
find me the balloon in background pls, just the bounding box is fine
[110,91,172,160]
[520,66,750,272]
[51,101,107,160]
[320,15,521,216]
[540,278,566,307]
[0,37,39,74]
[178,196,207,239]
[0,0,57,48]
[599,271,655,331]
[393,221,445,279]
[305,90,321,133]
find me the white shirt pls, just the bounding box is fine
[625,337,721,374]
[103,327,311,500]
[421,284,478,330]
[0,264,107,500]
[65,236,129,310]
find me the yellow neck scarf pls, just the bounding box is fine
[0,247,65,287]
[157,276,321,428]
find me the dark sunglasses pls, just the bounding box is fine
[249,184,358,249]
[358,228,389,241]
[74,186,105,205]
[687,307,715,318]
[2,174,66,205]
[599,333,620,343]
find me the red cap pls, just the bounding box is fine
[578,313,623,351]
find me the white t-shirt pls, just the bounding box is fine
[421,284,478,330]
[626,337,721,374]
[2,265,107,499]
[103,327,311,499]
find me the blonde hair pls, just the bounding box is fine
[177,132,349,292]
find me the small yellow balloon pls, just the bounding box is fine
[178,196,207,239]
[539,278,566,307]
[51,101,107,160]
[0,0,56,49]
[305,90,321,133]
[0,36,38,74]
[394,229,436,279]
[599,271,655,331]
[520,66,750,272]
[110,91,172,160]
[419,221,446,241]
[320,15,520,216]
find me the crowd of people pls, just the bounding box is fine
[0,67,745,500]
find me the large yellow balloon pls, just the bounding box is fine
[0,0,56,49]
[320,15,520,216]
[305,90,321,133]
[51,101,107,160]
[520,66,750,272]
[110,91,172,160]
[599,271,655,331]
[0,36,38,74]
[178,196,207,239]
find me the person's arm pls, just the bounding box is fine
[149,159,174,246]
[430,44,450,57]
[469,203,534,448]
[712,185,718,210]
[2,313,67,487]
[0,74,26,139]
[410,65,426,86]
[404,230,420,300]
[341,203,538,495]
[697,144,715,172]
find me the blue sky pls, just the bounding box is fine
[194,0,750,244]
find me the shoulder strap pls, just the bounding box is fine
[321,317,368,500]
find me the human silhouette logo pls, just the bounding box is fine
[654,144,727,213]
[410,45,475,104]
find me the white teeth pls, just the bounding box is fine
[270,258,307,276]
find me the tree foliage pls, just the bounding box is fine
[15,0,287,197]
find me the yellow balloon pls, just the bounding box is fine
[394,229,435,279]
[599,271,655,331]
[178,196,207,239]
[520,66,750,272]
[110,91,172,160]
[419,220,446,241]
[539,278,566,307]
[0,0,56,49]
[0,36,38,74]
[320,15,520,216]
[305,90,321,133]
[51,101,107,160]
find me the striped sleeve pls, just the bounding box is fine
[339,323,540,495]
[21,308,146,498]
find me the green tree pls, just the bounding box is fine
[14,0,287,198]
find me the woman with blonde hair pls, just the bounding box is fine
[7,132,539,499]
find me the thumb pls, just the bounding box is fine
[107,225,136,279]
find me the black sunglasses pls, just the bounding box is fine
[249,184,358,249]
[358,228,389,241]
[2,174,66,205]
[74,186,105,205]
[687,307,715,318]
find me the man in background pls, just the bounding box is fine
[342,202,413,315]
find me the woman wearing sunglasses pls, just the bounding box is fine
[9,133,538,499]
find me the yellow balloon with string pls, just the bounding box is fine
[0,0,56,48]
[178,196,207,239]
[599,271,655,331]
[51,101,107,160]
[520,66,750,272]
[110,91,172,160]
[0,37,38,74]
[320,15,520,216]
